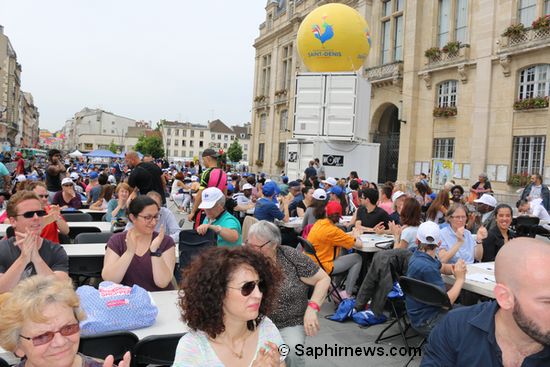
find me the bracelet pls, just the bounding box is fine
[308,301,320,312]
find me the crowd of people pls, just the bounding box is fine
[0,147,549,366]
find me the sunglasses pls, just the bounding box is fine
[16,210,47,219]
[227,280,265,297]
[20,323,80,346]
[37,194,49,199]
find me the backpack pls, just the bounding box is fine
[207,168,227,192]
[178,228,218,271]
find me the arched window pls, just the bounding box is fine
[437,80,458,107]
[518,64,550,100]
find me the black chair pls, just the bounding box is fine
[398,276,452,367]
[74,232,113,244]
[63,212,93,222]
[79,331,138,362]
[514,215,540,237]
[68,255,104,287]
[374,264,415,348]
[132,333,185,367]
[297,236,343,304]
[178,228,217,271]
[68,226,101,239]
[0,357,9,367]
[58,232,72,244]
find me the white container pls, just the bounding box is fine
[285,139,380,183]
[293,72,371,141]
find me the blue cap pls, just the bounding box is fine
[227,183,235,192]
[329,185,343,196]
[262,181,279,197]
[89,171,99,179]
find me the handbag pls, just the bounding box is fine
[76,281,158,335]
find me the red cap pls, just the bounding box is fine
[326,201,343,217]
[16,152,22,157]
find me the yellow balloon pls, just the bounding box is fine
[297,4,371,72]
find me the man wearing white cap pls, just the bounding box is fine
[234,183,255,220]
[405,221,467,334]
[472,193,498,233]
[196,187,242,247]
[321,177,337,191]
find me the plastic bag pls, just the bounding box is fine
[352,310,387,326]
[327,298,356,322]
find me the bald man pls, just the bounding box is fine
[125,151,166,205]
[421,238,550,366]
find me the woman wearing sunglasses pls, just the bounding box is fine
[0,276,131,367]
[174,247,286,367]
[245,220,330,367]
[102,195,176,292]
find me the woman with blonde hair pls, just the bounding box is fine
[0,276,130,367]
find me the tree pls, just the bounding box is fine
[108,140,118,154]
[134,134,164,158]
[227,139,243,163]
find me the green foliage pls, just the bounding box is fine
[227,139,243,163]
[508,173,530,187]
[424,47,441,60]
[513,96,549,110]
[442,41,461,54]
[108,140,118,154]
[502,23,526,37]
[134,134,164,158]
[433,106,458,117]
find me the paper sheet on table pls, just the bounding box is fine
[470,263,495,272]
[466,273,495,283]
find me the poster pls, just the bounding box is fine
[414,162,422,175]
[454,163,463,179]
[463,164,471,180]
[497,165,508,182]
[431,159,453,188]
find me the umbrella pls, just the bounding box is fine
[68,150,83,158]
[84,149,118,158]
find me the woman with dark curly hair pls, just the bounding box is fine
[174,247,286,367]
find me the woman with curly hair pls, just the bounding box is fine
[174,246,286,367]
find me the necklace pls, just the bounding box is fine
[211,330,251,359]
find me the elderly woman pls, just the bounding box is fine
[174,247,285,367]
[102,195,176,291]
[471,173,493,199]
[246,221,331,367]
[307,201,363,299]
[52,178,82,209]
[196,187,242,246]
[481,204,515,262]
[0,276,130,367]
[439,204,487,264]
[105,182,131,223]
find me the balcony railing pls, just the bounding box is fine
[365,61,403,87]
[425,45,470,69]
[499,27,550,54]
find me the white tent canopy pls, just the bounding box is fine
[68,150,84,158]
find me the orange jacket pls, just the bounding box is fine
[306,218,356,274]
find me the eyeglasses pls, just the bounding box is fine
[450,215,467,220]
[20,323,80,346]
[227,280,265,297]
[137,214,160,223]
[16,210,47,219]
[245,239,271,249]
[62,184,73,187]
[37,194,49,199]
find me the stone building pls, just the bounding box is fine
[250,0,550,192]
[0,25,21,147]
[161,120,210,161]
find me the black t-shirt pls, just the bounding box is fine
[128,162,166,204]
[45,167,61,192]
[482,227,515,262]
[0,237,68,277]
[356,206,390,229]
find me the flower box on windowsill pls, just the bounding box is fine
[433,106,458,117]
[513,96,549,111]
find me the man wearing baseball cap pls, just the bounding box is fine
[253,181,291,223]
[196,187,242,246]
[405,221,467,333]
[472,193,498,233]
[234,183,255,221]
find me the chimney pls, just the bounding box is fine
[0,25,4,34]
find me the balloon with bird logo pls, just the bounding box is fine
[297,4,371,72]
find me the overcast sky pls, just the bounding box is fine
[0,0,267,131]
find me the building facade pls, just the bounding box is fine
[250,0,550,192]
[209,119,237,152]
[0,25,21,147]
[63,107,148,152]
[161,120,210,161]
[232,123,252,163]
[17,92,39,148]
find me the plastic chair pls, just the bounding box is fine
[242,216,258,242]
[78,331,138,363]
[398,276,452,366]
[178,229,218,271]
[0,357,9,367]
[132,333,185,367]
[297,236,343,304]
[68,226,101,239]
[58,233,72,244]
[63,212,93,222]
[68,255,104,287]
[514,215,540,237]
[74,232,113,244]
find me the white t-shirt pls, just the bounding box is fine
[401,226,419,250]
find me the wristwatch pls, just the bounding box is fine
[150,249,162,257]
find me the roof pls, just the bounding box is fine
[208,119,234,134]
[163,120,208,130]
[231,125,250,139]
